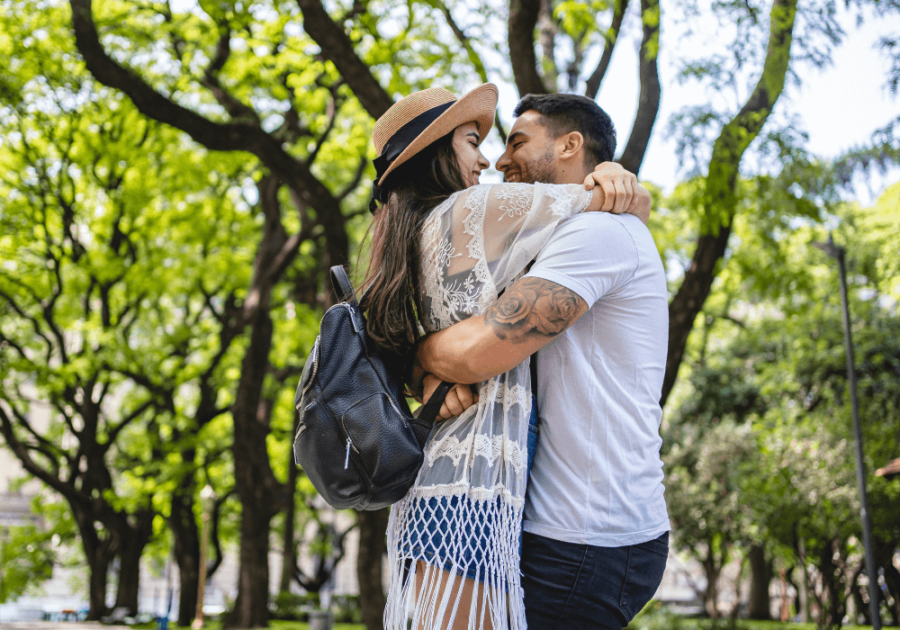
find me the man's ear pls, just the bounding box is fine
[557,131,585,163]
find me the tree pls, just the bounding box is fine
[0,4,270,616]
[662,182,900,624]
[5,0,899,626]
[0,89,160,617]
[0,497,78,605]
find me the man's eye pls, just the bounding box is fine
[513,142,523,149]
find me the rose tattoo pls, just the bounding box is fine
[484,277,587,343]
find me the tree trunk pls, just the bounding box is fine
[818,541,846,627]
[797,544,811,623]
[114,508,154,615]
[225,494,274,628]
[222,307,279,629]
[69,500,118,620]
[883,560,900,625]
[86,543,114,620]
[280,425,299,593]
[357,508,390,630]
[702,554,720,619]
[537,0,558,89]
[294,0,393,119]
[850,562,869,626]
[617,0,661,176]
[729,556,746,620]
[114,545,142,616]
[748,544,772,620]
[876,540,900,625]
[508,0,549,95]
[221,176,296,629]
[170,485,201,627]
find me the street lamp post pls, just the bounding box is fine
[192,485,217,630]
[813,234,882,629]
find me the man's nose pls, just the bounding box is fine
[495,150,511,172]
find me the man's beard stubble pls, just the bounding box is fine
[503,149,556,184]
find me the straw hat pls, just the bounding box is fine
[371,83,498,205]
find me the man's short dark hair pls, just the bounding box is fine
[513,94,616,166]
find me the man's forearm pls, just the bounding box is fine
[418,317,510,384]
[418,277,589,384]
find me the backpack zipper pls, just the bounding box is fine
[342,430,360,469]
[338,303,360,333]
[296,337,321,407]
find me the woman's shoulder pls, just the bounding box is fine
[445,182,536,206]
[430,184,493,215]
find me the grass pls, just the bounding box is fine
[132,616,878,630]
[152,622,364,630]
[626,613,877,630]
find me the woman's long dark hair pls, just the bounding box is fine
[360,132,467,358]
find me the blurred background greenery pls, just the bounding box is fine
[0,0,898,628]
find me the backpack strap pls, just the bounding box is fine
[330,265,358,306]
[417,381,453,424]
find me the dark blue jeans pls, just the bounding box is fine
[520,530,669,629]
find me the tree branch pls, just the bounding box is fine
[0,302,53,362]
[69,0,344,224]
[105,398,155,448]
[305,84,343,167]
[337,156,368,203]
[509,0,549,96]
[202,23,261,123]
[428,0,507,142]
[617,0,661,175]
[0,405,77,501]
[537,0,559,89]
[584,0,630,99]
[206,488,234,580]
[269,363,304,381]
[661,0,798,406]
[295,0,393,118]
[1,397,66,476]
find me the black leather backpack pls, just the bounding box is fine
[293,266,451,511]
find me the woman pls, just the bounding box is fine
[359,84,644,630]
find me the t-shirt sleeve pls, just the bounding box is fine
[525,213,640,305]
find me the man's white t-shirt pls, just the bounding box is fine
[522,212,670,547]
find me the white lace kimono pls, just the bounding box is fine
[385,182,594,630]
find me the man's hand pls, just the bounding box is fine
[583,162,652,224]
[423,374,479,421]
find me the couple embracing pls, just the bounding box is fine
[358,83,670,630]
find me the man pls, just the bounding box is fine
[417,94,670,629]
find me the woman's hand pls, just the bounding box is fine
[584,163,652,224]
[423,374,480,421]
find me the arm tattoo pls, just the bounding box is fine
[484,277,588,344]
